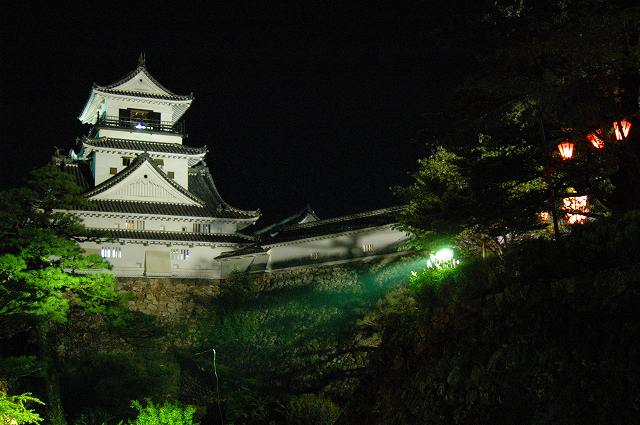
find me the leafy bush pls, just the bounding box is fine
[0,380,44,425]
[286,394,340,425]
[128,399,198,425]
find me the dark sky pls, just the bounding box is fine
[0,3,465,225]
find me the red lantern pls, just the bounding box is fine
[587,131,605,149]
[557,141,575,160]
[613,119,632,141]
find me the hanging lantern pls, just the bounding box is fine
[613,119,632,141]
[538,211,551,222]
[557,141,575,160]
[562,195,589,225]
[586,131,605,149]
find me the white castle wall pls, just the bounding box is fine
[264,225,409,271]
[81,240,238,279]
[78,214,241,234]
[97,128,183,144]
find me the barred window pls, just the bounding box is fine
[101,246,122,259]
[362,243,374,253]
[193,223,211,234]
[170,249,190,261]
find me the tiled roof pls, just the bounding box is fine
[60,162,92,191]
[263,206,404,244]
[94,88,192,101]
[84,138,207,155]
[216,245,266,259]
[99,229,253,243]
[85,152,205,205]
[85,200,222,217]
[94,64,193,101]
[188,164,260,218]
[256,204,319,235]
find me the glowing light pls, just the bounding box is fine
[135,122,147,129]
[586,131,605,149]
[434,248,454,262]
[557,141,575,160]
[426,247,459,269]
[562,195,589,225]
[613,119,632,141]
[539,211,551,222]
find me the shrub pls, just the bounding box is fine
[128,399,198,425]
[286,394,340,425]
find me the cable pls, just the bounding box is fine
[194,348,224,425]
[212,348,224,425]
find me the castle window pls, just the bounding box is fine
[193,223,211,234]
[167,171,175,179]
[363,243,374,253]
[310,252,321,260]
[125,220,135,229]
[100,246,122,259]
[109,167,117,175]
[152,158,164,169]
[170,249,190,261]
[122,157,131,166]
[136,220,145,230]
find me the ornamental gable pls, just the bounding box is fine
[89,159,202,205]
[108,68,173,98]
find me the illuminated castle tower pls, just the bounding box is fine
[59,55,260,278]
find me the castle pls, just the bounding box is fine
[56,57,410,279]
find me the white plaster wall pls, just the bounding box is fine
[265,226,410,270]
[220,254,269,276]
[80,240,227,279]
[97,128,183,144]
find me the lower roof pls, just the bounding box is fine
[99,229,254,243]
[83,199,253,219]
[262,206,404,244]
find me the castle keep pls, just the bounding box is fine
[56,57,409,279]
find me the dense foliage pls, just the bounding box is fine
[396,0,640,253]
[354,1,640,423]
[340,212,640,424]
[0,165,127,425]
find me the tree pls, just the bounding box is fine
[397,0,640,253]
[0,379,44,425]
[0,164,127,425]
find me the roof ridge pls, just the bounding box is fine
[279,206,405,231]
[94,62,193,100]
[98,227,254,239]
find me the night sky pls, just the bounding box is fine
[0,3,465,225]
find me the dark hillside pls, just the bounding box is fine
[339,212,640,424]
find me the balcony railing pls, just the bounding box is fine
[98,116,184,134]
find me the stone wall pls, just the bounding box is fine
[117,254,417,321]
[56,253,417,364]
[118,277,221,320]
